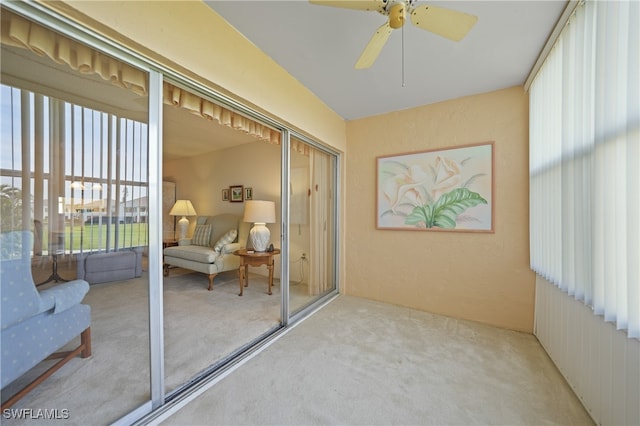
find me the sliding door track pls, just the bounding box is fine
[129,291,339,426]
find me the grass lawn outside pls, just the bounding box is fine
[40,222,148,252]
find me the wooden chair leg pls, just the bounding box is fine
[1,327,91,410]
[81,327,92,358]
[207,273,217,291]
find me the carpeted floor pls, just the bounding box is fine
[5,258,593,425]
[162,267,309,391]
[163,296,594,426]
[3,257,313,425]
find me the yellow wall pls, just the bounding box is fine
[345,87,535,332]
[164,142,280,226]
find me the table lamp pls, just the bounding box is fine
[169,199,197,240]
[243,200,276,252]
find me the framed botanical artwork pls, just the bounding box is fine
[230,185,244,202]
[376,141,494,232]
[244,187,253,200]
[222,189,229,201]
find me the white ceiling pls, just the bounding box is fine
[206,0,567,120]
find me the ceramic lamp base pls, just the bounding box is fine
[249,222,270,252]
[177,216,189,240]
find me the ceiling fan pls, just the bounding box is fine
[309,0,478,69]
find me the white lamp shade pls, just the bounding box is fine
[243,200,276,224]
[243,200,276,252]
[169,200,197,217]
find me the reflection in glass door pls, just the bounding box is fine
[1,3,340,423]
[162,83,284,394]
[0,9,151,423]
[289,137,337,315]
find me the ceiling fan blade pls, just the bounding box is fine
[410,4,478,41]
[355,22,393,69]
[309,0,385,12]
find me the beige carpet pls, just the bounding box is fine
[163,295,594,426]
[162,267,313,391]
[5,258,592,425]
[3,258,313,425]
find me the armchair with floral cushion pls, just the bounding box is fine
[163,214,250,290]
[1,231,91,409]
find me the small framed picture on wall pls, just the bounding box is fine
[222,189,229,201]
[230,185,244,202]
[244,187,253,200]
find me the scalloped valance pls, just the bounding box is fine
[1,9,313,154]
[1,9,147,95]
[163,82,281,146]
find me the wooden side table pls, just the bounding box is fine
[163,240,178,249]
[36,250,68,286]
[233,248,280,296]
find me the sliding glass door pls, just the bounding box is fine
[1,3,339,423]
[161,82,284,394]
[288,136,338,316]
[1,8,153,422]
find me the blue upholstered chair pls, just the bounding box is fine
[1,231,91,409]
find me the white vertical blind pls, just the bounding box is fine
[1,84,149,252]
[530,0,640,338]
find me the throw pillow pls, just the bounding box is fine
[213,228,237,252]
[191,224,212,247]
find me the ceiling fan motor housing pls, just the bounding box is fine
[389,3,405,28]
[382,0,417,28]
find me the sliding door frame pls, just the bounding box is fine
[280,129,291,325]
[2,1,165,419]
[285,131,341,325]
